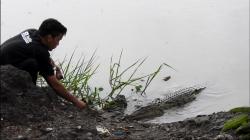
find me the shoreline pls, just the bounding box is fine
[1,65,249,139]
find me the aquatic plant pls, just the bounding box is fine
[100,51,175,109]
[58,50,103,106]
[105,50,174,102]
[37,50,173,108]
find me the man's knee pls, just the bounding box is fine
[16,58,39,84]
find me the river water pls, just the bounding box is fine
[1,0,249,123]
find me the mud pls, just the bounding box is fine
[0,65,244,139]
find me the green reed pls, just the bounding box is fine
[106,51,174,102]
[37,50,174,108]
[58,50,103,106]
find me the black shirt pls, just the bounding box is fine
[0,29,54,77]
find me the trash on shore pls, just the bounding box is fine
[96,125,111,136]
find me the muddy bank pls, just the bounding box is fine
[0,65,248,139]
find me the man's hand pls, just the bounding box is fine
[50,58,64,80]
[74,100,87,109]
[55,68,64,80]
[45,75,87,109]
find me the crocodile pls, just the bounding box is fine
[125,85,206,121]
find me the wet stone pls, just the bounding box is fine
[86,132,93,137]
[214,134,234,140]
[14,135,28,140]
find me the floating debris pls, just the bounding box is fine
[163,76,171,81]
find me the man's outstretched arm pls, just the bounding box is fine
[50,58,64,80]
[45,75,86,109]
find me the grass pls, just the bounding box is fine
[223,114,249,132]
[230,107,250,113]
[106,50,174,101]
[222,106,250,138]
[58,50,103,106]
[37,50,174,109]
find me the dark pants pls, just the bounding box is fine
[15,59,39,85]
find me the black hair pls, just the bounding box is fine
[38,18,67,37]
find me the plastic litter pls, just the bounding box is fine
[45,127,53,132]
[96,125,111,136]
[77,125,82,129]
[111,127,128,139]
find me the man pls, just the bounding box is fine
[0,18,86,109]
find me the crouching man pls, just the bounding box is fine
[0,18,86,109]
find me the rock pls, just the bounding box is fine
[192,129,199,134]
[236,122,250,135]
[40,127,54,135]
[86,136,93,140]
[183,136,194,140]
[26,128,32,132]
[134,105,142,109]
[215,134,234,140]
[239,134,250,140]
[77,125,82,129]
[114,95,128,108]
[0,65,34,95]
[68,114,74,118]
[103,95,127,111]
[86,132,93,137]
[197,136,213,140]
[133,98,138,101]
[15,135,28,140]
[113,111,122,116]
[194,116,210,125]
[142,123,151,128]
[209,126,223,132]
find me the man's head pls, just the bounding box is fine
[39,18,67,51]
